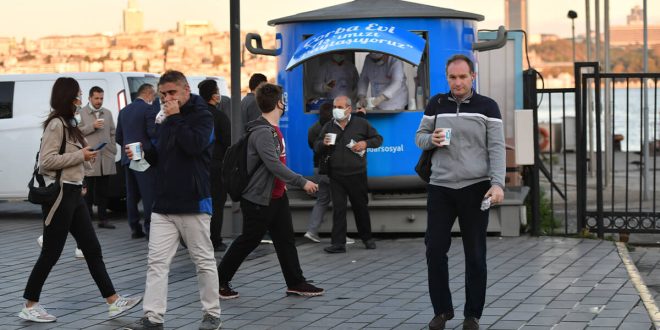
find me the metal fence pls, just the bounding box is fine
[530,62,660,237]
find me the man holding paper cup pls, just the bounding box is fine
[116,83,158,240]
[415,54,505,330]
[78,86,117,229]
[314,95,383,254]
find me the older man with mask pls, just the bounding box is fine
[314,95,382,253]
[357,52,408,111]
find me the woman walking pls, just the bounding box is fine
[19,77,141,323]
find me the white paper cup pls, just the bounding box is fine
[326,133,337,145]
[366,97,375,110]
[127,142,142,160]
[440,128,452,146]
[97,118,105,123]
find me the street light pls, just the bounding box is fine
[567,10,578,63]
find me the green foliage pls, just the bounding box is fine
[526,188,561,235]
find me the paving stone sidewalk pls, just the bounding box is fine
[0,203,655,329]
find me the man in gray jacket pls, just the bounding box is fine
[217,83,324,299]
[415,54,505,330]
[79,86,117,229]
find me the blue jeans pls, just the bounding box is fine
[426,180,490,319]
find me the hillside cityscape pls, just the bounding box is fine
[0,1,658,90]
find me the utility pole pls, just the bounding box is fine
[229,0,242,235]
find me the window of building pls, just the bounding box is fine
[0,81,15,119]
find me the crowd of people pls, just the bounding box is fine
[21,54,505,330]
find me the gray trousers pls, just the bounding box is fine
[307,169,331,234]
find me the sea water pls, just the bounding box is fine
[537,87,659,152]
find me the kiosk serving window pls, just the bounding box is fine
[301,31,428,113]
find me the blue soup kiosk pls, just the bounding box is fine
[247,0,506,191]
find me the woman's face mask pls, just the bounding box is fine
[332,108,347,121]
[74,110,82,124]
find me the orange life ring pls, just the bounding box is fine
[539,127,550,150]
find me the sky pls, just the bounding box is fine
[0,0,658,40]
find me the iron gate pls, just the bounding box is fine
[531,62,660,237]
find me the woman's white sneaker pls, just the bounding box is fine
[108,295,142,318]
[18,303,57,323]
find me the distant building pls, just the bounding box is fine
[610,6,660,46]
[528,34,560,45]
[177,21,214,36]
[123,0,144,34]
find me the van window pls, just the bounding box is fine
[127,77,159,102]
[0,81,15,119]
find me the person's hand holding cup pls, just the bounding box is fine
[93,118,105,129]
[125,142,142,160]
[324,133,337,146]
[431,128,452,147]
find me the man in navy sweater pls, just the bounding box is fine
[125,71,221,330]
[416,54,505,330]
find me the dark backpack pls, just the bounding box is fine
[222,130,261,202]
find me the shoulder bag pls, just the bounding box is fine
[414,110,438,183]
[28,119,67,205]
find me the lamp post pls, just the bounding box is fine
[567,10,578,63]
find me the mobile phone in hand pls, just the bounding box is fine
[90,142,107,151]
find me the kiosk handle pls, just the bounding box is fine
[473,26,508,52]
[245,33,280,56]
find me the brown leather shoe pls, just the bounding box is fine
[429,312,454,330]
[462,317,479,330]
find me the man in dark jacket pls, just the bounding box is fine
[116,83,158,239]
[314,95,382,253]
[198,79,231,252]
[217,83,324,300]
[240,73,267,130]
[125,71,221,330]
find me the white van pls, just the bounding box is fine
[0,72,229,202]
[0,72,159,200]
[187,76,230,97]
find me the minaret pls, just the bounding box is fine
[123,0,144,34]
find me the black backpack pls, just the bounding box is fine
[222,130,261,202]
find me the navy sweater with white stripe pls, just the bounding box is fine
[415,91,506,189]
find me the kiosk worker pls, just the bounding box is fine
[357,52,408,110]
[415,54,505,330]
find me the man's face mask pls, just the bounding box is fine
[332,107,347,121]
